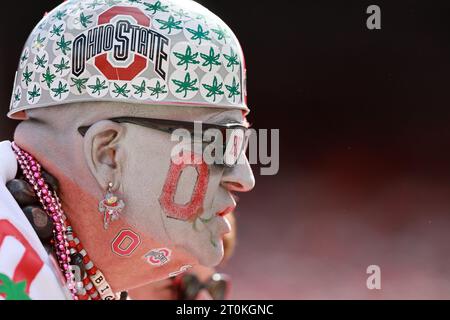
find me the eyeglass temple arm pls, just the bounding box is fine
[77,117,246,137]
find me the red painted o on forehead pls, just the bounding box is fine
[159,153,209,221]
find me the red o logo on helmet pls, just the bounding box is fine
[96,6,149,81]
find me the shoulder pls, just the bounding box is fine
[0,197,69,300]
[0,217,43,300]
[0,215,70,300]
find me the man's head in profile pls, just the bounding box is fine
[4,0,254,296]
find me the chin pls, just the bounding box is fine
[196,241,225,267]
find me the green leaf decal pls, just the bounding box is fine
[144,1,169,14]
[156,15,182,34]
[202,76,224,102]
[225,76,241,102]
[200,47,221,72]
[223,48,240,72]
[70,77,89,94]
[132,80,147,98]
[88,78,108,96]
[172,72,198,98]
[55,35,72,55]
[112,82,131,98]
[147,80,167,99]
[173,45,199,70]
[186,24,211,45]
[0,273,31,300]
[51,81,69,99]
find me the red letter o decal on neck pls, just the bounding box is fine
[111,229,141,257]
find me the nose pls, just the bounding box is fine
[221,154,255,192]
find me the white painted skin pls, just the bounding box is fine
[118,106,253,267]
[13,102,254,291]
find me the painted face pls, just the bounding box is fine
[120,109,254,268]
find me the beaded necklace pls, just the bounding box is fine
[11,142,116,300]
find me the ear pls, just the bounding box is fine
[83,120,126,192]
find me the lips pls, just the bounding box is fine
[216,206,235,217]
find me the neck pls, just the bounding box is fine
[58,177,128,290]
[11,141,122,293]
[13,126,195,293]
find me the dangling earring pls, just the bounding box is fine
[98,182,125,230]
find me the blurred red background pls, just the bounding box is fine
[2,0,450,299]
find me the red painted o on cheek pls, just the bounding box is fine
[159,152,209,221]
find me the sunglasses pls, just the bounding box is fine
[78,117,249,168]
[172,272,231,300]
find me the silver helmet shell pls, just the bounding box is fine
[8,0,248,119]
